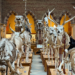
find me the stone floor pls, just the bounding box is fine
[30,53,72,75]
[30,53,47,75]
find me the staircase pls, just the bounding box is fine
[30,53,47,75]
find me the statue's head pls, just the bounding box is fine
[53,29,57,38]
[56,25,64,36]
[47,8,75,36]
[15,15,24,26]
[49,27,55,35]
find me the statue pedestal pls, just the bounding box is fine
[15,59,32,69]
[8,66,30,75]
[49,69,71,75]
[18,66,30,75]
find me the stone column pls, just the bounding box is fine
[39,30,41,44]
[0,0,2,23]
[3,25,6,38]
[0,0,2,40]
[38,30,39,39]
[41,30,43,44]
[36,31,38,44]
[71,24,75,39]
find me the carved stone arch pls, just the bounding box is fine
[59,10,73,24]
[23,10,37,25]
[23,10,37,33]
[59,10,74,36]
[4,10,18,24]
[42,10,57,21]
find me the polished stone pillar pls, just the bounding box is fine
[38,30,39,40]
[71,24,75,39]
[41,30,43,44]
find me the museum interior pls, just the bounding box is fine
[0,0,75,75]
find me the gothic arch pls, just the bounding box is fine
[23,10,37,33]
[23,10,37,25]
[59,10,73,36]
[42,10,57,21]
[59,10,73,24]
[4,10,18,24]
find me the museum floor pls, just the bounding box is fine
[30,51,72,75]
[5,34,72,75]
[30,53,47,75]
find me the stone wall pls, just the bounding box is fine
[2,0,75,23]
